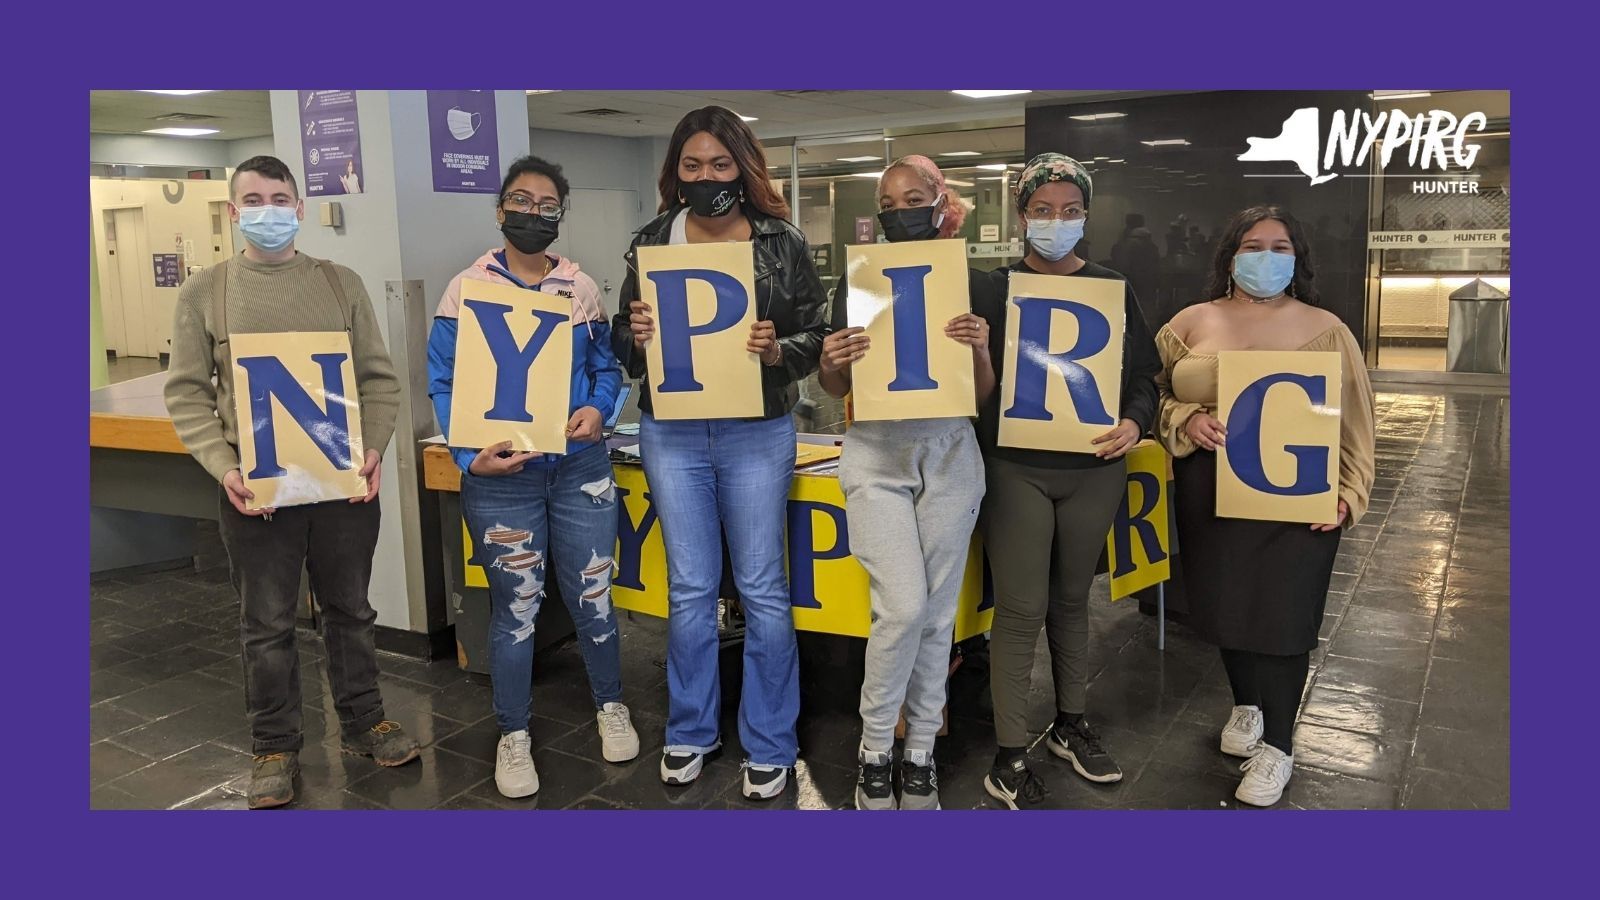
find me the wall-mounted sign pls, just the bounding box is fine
[1367,230,1509,249]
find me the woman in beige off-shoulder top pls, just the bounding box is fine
[1154,206,1375,808]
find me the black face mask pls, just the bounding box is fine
[680,179,742,217]
[501,211,560,255]
[877,203,943,243]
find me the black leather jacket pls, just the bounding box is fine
[611,205,828,420]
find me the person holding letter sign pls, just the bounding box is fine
[818,156,995,810]
[164,156,418,809]
[1155,206,1374,806]
[427,156,638,799]
[611,107,828,800]
[976,154,1161,808]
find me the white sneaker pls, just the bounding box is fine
[742,763,788,800]
[1221,705,1264,758]
[597,702,640,763]
[1235,743,1293,807]
[495,730,539,798]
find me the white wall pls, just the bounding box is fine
[528,127,659,227]
[226,136,276,163]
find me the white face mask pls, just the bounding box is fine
[447,108,481,141]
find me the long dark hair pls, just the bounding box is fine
[657,106,789,220]
[1204,205,1320,305]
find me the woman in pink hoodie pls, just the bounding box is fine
[427,155,638,799]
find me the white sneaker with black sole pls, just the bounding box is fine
[660,749,707,785]
[495,730,539,798]
[1235,743,1293,807]
[596,702,640,763]
[1221,705,1264,758]
[742,763,788,800]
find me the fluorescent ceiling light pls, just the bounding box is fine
[138,90,214,96]
[952,90,1032,99]
[978,176,1007,181]
[525,90,561,95]
[1141,139,1190,147]
[1372,91,1432,100]
[1070,112,1126,121]
[939,151,982,157]
[976,163,1009,171]
[838,155,881,163]
[740,116,759,122]
[1106,159,1125,163]
[850,172,885,179]
[1008,162,1026,168]
[143,127,219,137]
[943,178,974,187]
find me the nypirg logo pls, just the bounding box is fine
[1238,106,1488,192]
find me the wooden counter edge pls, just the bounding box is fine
[89,413,189,455]
[422,444,462,492]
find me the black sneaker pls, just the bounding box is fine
[855,748,896,810]
[898,749,940,810]
[742,763,788,800]
[659,750,707,785]
[248,751,299,809]
[983,757,1050,810]
[1047,717,1123,783]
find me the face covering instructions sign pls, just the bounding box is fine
[298,91,364,197]
[428,90,500,194]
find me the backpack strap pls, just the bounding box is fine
[313,257,355,333]
[211,258,231,370]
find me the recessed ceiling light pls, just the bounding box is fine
[137,90,214,96]
[143,127,219,137]
[838,155,881,163]
[1070,112,1127,121]
[525,90,561,95]
[1141,139,1190,147]
[740,116,759,122]
[1372,91,1432,100]
[951,90,1032,99]
[939,151,983,157]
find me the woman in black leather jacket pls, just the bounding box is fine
[610,105,826,802]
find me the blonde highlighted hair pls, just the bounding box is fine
[880,154,971,238]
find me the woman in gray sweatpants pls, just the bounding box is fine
[819,155,998,811]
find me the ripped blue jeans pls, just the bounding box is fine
[460,443,622,734]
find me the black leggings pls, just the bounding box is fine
[1219,648,1310,754]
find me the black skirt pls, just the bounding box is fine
[1172,450,1342,656]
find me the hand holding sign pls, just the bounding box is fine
[629,300,655,348]
[469,441,541,476]
[820,327,870,374]
[222,469,274,517]
[748,320,780,366]
[566,406,603,443]
[1185,411,1228,451]
[944,312,989,351]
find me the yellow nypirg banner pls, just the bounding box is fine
[449,278,574,453]
[845,239,975,421]
[231,331,366,509]
[1105,441,1171,600]
[1216,351,1342,525]
[638,242,763,420]
[998,273,1125,453]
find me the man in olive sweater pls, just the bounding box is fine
[164,156,419,809]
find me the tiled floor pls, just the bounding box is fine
[89,385,1509,810]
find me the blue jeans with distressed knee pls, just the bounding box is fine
[460,444,623,735]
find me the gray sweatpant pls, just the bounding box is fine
[841,418,985,753]
[980,456,1127,748]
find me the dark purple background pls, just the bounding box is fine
[298,90,364,197]
[51,3,1559,895]
[427,90,499,194]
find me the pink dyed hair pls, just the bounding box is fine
[880,154,970,238]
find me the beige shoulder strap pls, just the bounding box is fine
[313,258,355,333]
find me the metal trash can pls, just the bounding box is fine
[1446,278,1509,374]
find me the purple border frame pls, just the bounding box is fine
[54,3,1555,894]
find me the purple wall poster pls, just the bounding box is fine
[152,254,181,287]
[427,91,500,194]
[298,91,364,197]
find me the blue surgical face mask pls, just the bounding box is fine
[1232,250,1296,298]
[1026,217,1085,261]
[237,204,300,252]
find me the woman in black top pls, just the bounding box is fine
[611,106,827,801]
[978,153,1161,809]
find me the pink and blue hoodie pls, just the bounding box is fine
[428,249,623,473]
